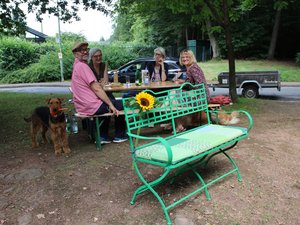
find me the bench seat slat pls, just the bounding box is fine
[135,124,247,163]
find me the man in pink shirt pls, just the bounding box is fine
[71,41,127,143]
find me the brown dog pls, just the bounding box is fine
[24,98,71,156]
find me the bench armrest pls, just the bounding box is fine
[236,110,253,131]
[128,133,173,163]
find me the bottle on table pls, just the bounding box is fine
[135,66,142,85]
[142,70,149,85]
[65,114,72,134]
[71,115,78,134]
[113,71,119,83]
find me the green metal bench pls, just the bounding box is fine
[122,82,253,225]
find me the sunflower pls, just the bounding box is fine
[135,92,155,111]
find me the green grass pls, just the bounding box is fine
[0,92,259,149]
[222,97,262,115]
[199,59,300,82]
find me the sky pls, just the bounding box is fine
[26,9,114,41]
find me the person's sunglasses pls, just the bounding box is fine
[78,48,90,53]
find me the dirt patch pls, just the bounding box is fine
[1,100,299,225]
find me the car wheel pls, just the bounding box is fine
[242,85,258,98]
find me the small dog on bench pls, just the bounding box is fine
[24,97,71,156]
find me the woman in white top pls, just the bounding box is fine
[146,47,168,82]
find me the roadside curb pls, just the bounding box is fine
[0,81,299,88]
[0,82,71,88]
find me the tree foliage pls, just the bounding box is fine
[0,0,112,35]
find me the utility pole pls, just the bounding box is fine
[57,1,64,82]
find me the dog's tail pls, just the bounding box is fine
[24,117,32,122]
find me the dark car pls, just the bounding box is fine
[108,57,186,83]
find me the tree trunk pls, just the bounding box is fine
[267,9,281,60]
[185,26,188,47]
[205,19,220,59]
[222,0,238,103]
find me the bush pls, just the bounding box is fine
[296,53,300,65]
[0,35,163,83]
[0,36,41,71]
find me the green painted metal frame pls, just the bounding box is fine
[122,82,253,225]
[83,117,104,151]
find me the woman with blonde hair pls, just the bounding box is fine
[173,49,210,132]
[174,49,210,98]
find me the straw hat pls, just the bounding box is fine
[72,41,88,53]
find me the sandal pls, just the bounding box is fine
[172,125,186,134]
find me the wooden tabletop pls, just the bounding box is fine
[103,81,181,92]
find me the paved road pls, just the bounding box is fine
[1,82,300,101]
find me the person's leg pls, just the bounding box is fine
[101,117,111,138]
[174,118,186,133]
[110,99,127,141]
[94,103,111,142]
[122,91,139,98]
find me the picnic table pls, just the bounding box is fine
[103,81,181,92]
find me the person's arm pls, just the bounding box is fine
[90,81,119,116]
[103,62,109,83]
[160,62,167,81]
[190,65,206,85]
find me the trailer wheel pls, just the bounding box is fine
[242,85,258,98]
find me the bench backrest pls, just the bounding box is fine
[122,83,210,142]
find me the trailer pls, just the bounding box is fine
[212,71,281,98]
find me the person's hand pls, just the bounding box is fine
[108,104,119,116]
[172,72,182,82]
[99,79,107,86]
[158,59,164,66]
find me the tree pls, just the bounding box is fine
[202,0,239,102]
[267,0,289,60]
[166,0,256,102]
[113,0,190,50]
[0,0,112,35]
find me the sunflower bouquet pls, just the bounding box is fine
[125,92,161,147]
[125,92,161,113]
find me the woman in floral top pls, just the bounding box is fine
[173,49,210,132]
[174,49,210,100]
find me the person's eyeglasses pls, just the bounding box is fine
[78,48,90,53]
[93,54,102,58]
[155,53,162,56]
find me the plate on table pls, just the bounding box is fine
[105,83,123,87]
[111,82,123,87]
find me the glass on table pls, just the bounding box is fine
[125,75,131,87]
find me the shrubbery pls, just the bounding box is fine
[0,34,157,84]
[0,36,41,71]
[296,53,300,65]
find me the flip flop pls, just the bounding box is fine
[172,126,186,134]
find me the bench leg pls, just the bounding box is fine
[204,142,242,182]
[189,165,211,200]
[130,161,173,225]
[94,117,104,151]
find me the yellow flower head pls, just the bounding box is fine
[135,92,155,111]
